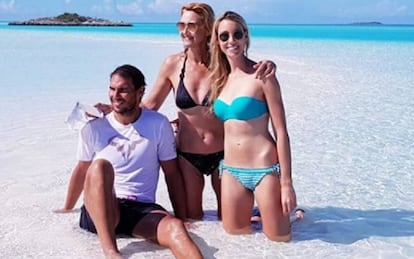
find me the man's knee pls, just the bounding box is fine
[89,159,113,172]
[164,216,185,232]
[158,216,203,258]
[158,216,188,243]
[84,159,114,189]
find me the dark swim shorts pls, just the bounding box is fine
[79,199,166,236]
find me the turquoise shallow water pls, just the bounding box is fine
[0,24,413,258]
[2,22,414,42]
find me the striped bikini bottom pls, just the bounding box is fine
[219,160,280,191]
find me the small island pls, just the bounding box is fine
[8,12,132,26]
[350,21,383,26]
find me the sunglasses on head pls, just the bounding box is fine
[219,30,244,42]
[176,22,199,33]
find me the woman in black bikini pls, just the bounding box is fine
[143,3,225,220]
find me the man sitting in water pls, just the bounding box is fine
[55,64,202,259]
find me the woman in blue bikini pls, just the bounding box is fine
[210,11,297,241]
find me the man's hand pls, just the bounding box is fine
[53,208,74,213]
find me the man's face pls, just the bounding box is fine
[109,74,143,116]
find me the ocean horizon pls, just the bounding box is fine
[0,23,413,258]
[2,22,414,42]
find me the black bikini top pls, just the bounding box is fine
[175,54,210,109]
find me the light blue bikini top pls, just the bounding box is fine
[213,96,268,121]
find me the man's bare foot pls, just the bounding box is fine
[104,248,122,259]
[290,208,306,224]
[295,208,305,220]
[250,207,261,223]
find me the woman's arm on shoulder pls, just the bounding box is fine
[253,60,277,80]
[142,53,183,111]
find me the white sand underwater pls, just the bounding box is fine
[0,29,413,258]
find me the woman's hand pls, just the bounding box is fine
[170,118,179,134]
[254,60,277,80]
[93,102,112,116]
[280,182,297,215]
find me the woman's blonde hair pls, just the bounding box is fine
[181,3,215,44]
[209,11,250,103]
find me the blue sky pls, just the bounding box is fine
[1,0,413,24]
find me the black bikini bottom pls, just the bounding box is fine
[177,150,224,176]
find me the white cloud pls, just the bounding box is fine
[91,0,115,14]
[116,0,144,15]
[0,0,15,12]
[333,0,410,20]
[91,5,103,13]
[375,0,408,17]
[147,0,181,14]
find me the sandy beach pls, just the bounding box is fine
[0,26,413,258]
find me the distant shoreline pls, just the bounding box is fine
[349,21,383,26]
[3,21,414,27]
[8,12,132,27]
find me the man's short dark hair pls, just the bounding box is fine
[110,64,146,90]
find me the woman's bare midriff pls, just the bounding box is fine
[176,107,224,154]
[222,117,278,167]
